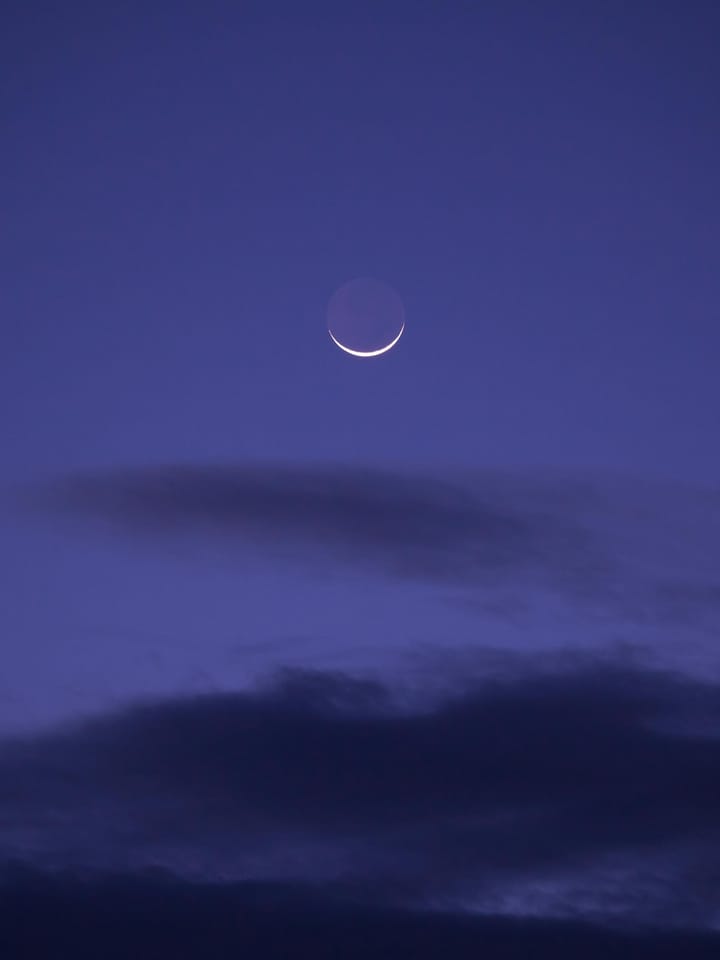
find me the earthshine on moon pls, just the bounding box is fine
[327,278,405,358]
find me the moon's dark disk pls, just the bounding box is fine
[327,278,405,357]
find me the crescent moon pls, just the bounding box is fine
[328,323,405,358]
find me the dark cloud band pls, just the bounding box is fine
[2,658,718,928]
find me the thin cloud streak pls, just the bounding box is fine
[33,462,720,629]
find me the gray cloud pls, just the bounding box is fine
[1,657,719,928]
[3,867,720,959]
[32,461,610,595]
[3,868,720,960]
[31,462,720,629]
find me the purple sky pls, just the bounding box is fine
[1,1,720,950]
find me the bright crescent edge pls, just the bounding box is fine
[328,322,405,358]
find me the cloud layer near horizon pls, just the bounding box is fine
[3,868,720,960]
[2,657,718,930]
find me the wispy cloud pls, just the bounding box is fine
[35,463,554,583]
[33,462,720,629]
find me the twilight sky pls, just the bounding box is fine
[1,1,720,955]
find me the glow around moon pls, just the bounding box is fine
[328,323,405,357]
[326,277,405,358]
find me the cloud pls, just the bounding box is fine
[32,462,720,629]
[1,656,718,930]
[3,868,720,959]
[31,461,612,592]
